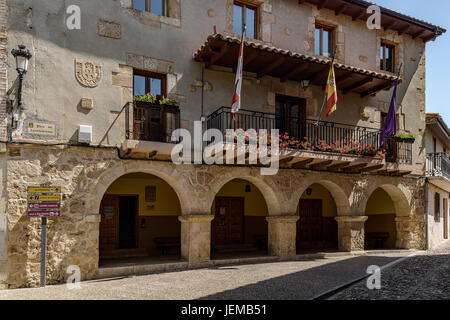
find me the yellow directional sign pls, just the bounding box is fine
[28,187,61,193]
[28,195,61,202]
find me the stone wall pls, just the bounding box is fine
[2,144,426,288]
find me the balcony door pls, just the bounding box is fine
[275,95,306,139]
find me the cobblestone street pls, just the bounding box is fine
[0,250,431,300]
[331,241,450,300]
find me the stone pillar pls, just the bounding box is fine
[0,213,8,289]
[266,216,299,258]
[395,216,424,250]
[335,216,368,252]
[178,215,214,267]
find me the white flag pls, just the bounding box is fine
[231,26,246,118]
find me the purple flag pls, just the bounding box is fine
[380,66,402,146]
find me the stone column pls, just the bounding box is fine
[0,213,8,289]
[266,216,299,258]
[395,216,424,250]
[335,216,368,252]
[178,214,214,267]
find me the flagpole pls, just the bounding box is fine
[315,45,338,125]
[230,24,246,130]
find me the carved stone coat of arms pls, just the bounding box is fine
[75,59,102,87]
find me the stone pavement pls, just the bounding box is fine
[0,251,415,300]
[331,241,450,300]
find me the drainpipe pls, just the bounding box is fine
[425,177,429,250]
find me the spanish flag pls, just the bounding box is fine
[325,61,338,117]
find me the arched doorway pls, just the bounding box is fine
[297,183,339,253]
[211,179,269,258]
[364,188,398,250]
[99,172,181,265]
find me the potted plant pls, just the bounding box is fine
[393,132,416,143]
[134,93,158,104]
[159,97,179,107]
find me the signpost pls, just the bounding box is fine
[27,186,62,287]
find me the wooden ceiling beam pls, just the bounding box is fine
[243,50,259,67]
[281,63,309,82]
[257,56,285,78]
[360,81,393,98]
[383,20,397,31]
[317,0,329,10]
[398,25,411,36]
[305,66,329,82]
[352,9,366,21]
[335,4,348,16]
[342,77,373,94]
[206,43,229,68]
[336,71,352,82]
[412,29,427,39]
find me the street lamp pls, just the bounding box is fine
[11,45,32,108]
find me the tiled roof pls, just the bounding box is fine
[193,33,399,82]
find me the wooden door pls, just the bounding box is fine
[99,195,120,250]
[213,197,244,246]
[444,198,449,240]
[298,199,322,242]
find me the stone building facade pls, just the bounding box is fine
[0,0,445,288]
[425,114,450,249]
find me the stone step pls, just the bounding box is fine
[213,244,258,253]
[100,248,149,259]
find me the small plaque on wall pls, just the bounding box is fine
[145,186,156,202]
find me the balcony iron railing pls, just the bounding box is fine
[426,153,450,179]
[125,101,180,143]
[206,107,413,164]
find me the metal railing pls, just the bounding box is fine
[125,101,180,143]
[206,107,413,164]
[426,153,450,179]
[385,137,413,165]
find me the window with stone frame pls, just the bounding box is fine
[435,192,441,223]
[233,1,259,39]
[380,42,395,73]
[133,70,167,98]
[314,23,335,58]
[133,0,168,16]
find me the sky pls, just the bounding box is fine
[374,0,450,124]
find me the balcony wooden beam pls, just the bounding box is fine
[291,158,314,169]
[343,163,369,173]
[310,160,333,170]
[359,164,384,173]
[279,156,295,167]
[327,161,351,172]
